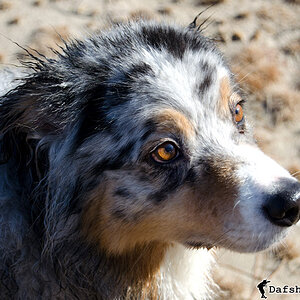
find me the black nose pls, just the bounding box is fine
[263,179,300,227]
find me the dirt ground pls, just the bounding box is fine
[0,0,299,299]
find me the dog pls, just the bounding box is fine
[0,19,300,299]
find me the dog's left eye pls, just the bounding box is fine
[152,142,179,163]
[234,104,244,123]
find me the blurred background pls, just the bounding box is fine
[0,0,299,299]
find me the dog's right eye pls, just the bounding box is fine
[152,142,179,163]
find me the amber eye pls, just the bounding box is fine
[234,104,244,123]
[152,142,178,163]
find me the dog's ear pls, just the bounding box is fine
[0,65,76,167]
[1,73,71,138]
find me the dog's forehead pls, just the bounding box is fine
[124,51,235,133]
[94,22,241,144]
[146,50,230,109]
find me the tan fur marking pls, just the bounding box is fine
[82,183,181,253]
[155,108,195,139]
[219,77,231,115]
[219,77,241,117]
[82,186,168,295]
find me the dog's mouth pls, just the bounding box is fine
[184,241,214,250]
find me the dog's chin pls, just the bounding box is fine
[183,226,289,253]
[223,229,289,253]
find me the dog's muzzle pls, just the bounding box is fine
[263,179,300,227]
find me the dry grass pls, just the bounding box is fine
[0,1,11,11]
[196,0,225,5]
[264,86,300,123]
[7,17,20,26]
[231,32,244,42]
[16,25,70,61]
[232,45,281,95]
[285,0,300,4]
[214,271,246,300]
[282,38,300,56]
[32,0,43,7]
[157,7,172,15]
[288,164,300,178]
[273,238,300,261]
[256,5,292,21]
[130,9,155,20]
[233,43,299,125]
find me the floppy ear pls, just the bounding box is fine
[1,72,70,137]
[0,66,83,254]
[0,41,109,172]
[0,62,75,173]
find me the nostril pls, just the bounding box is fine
[285,206,300,224]
[263,195,300,227]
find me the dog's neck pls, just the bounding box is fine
[157,244,214,299]
[114,243,214,299]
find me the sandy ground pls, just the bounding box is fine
[0,0,300,299]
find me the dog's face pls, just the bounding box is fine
[79,22,300,255]
[1,21,300,256]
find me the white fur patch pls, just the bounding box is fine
[157,244,215,299]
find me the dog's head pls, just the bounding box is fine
[1,21,299,256]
